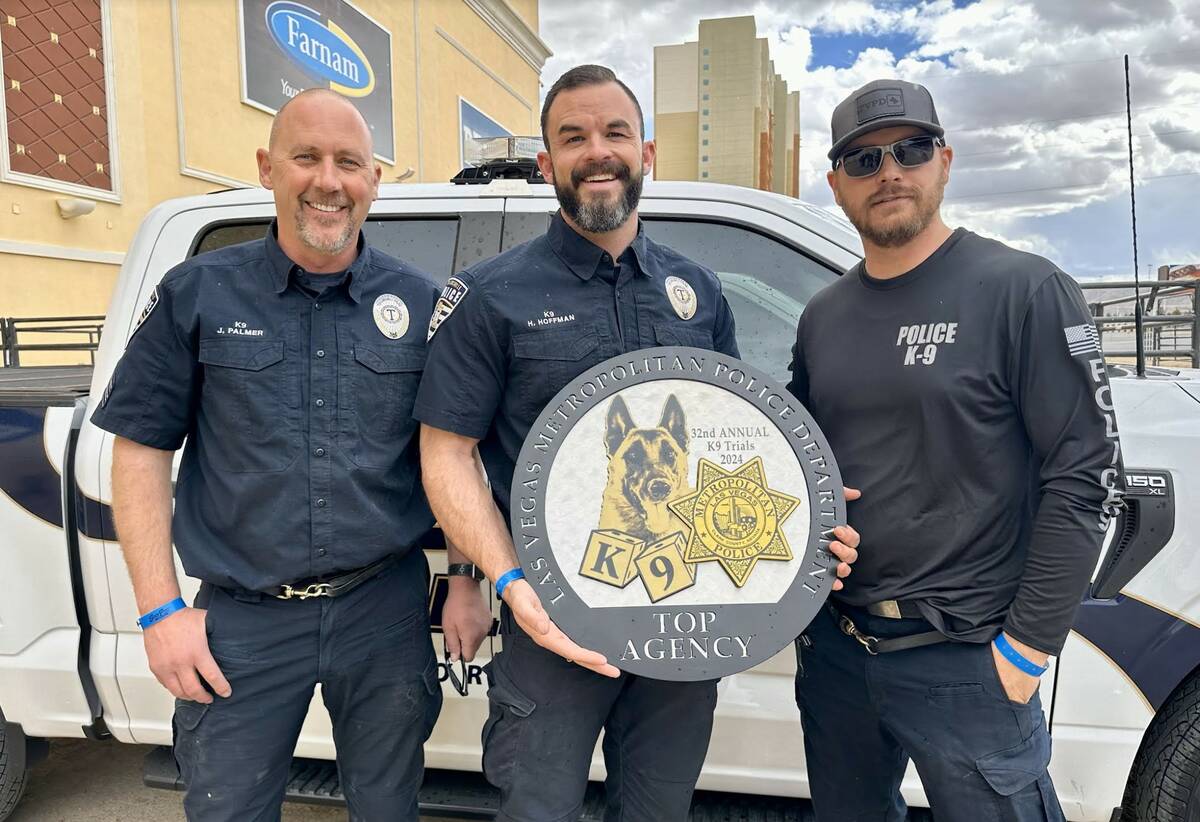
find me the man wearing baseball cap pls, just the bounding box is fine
[787,79,1124,820]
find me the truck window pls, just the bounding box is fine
[194,218,462,280]
[644,220,839,383]
[498,214,840,381]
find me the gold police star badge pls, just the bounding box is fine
[668,457,801,587]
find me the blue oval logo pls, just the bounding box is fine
[265,2,375,96]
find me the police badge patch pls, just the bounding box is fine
[665,276,697,320]
[512,347,845,681]
[98,374,115,409]
[373,293,409,339]
[427,277,469,341]
[130,286,159,341]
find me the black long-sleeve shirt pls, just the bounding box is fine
[788,229,1123,654]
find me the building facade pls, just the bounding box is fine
[654,16,799,197]
[0,0,549,358]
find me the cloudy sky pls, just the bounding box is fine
[538,0,1200,280]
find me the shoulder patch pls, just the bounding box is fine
[98,374,115,409]
[1063,323,1100,358]
[130,286,160,342]
[427,276,470,341]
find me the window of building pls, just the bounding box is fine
[702,155,709,162]
[703,109,709,116]
[459,99,512,169]
[703,64,709,71]
[703,94,709,101]
[703,48,710,55]
[702,124,709,131]
[1,1,119,200]
[642,219,840,381]
[701,171,709,178]
[702,139,709,146]
[703,79,709,86]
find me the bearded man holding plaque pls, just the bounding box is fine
[417,65,861,822]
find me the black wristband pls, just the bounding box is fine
[447,563,486,581]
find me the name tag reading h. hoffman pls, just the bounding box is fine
[511,347,845,681]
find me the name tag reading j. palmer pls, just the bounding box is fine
[511,347,845,681]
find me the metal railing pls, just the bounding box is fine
[0,315,105,367]
[1085,278,1198,368]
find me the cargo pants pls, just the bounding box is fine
[795,604,1066,822]
[481,609,719,822]
[173,548,442,822]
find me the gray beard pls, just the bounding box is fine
[557,173,642,234]
[573,196,632,233]
[296,211,355,255]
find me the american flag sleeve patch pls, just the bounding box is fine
[1063,322,1101,357]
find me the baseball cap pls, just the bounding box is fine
[828,79,944,161]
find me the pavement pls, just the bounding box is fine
[10,737,470,822]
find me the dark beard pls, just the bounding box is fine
[556,160,642,233]
[845,180,945,248]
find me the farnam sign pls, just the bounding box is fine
[241,0,394,162]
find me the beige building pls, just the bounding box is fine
[654,16,799,197]
[0,0,549,361]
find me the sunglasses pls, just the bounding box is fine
[444,648,470,696]
[834,135,944,178]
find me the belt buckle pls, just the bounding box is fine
[276,582,332,600]
[838,615,879,655]
[869,600,903,619]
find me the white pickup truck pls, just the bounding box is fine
[1,180,1197,822]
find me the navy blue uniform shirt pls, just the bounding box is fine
[91,223,439,591]
[415,211,739,518]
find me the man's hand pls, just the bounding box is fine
[143,608,230,704]
[442,577,493,663]
[503,579,620,678]
[829,486,863,591]
[991,632,1047,704]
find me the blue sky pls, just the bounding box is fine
[808,29,924,70]
[539,0,1200,280]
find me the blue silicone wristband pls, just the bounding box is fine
[495,568,525,600]
[137,597,186,630]
[993,632,1049,676]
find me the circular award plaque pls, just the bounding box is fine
[510,347,845,681]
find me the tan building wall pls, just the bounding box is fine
[771,70,787,195]
[653,15,799,197]
[652,41,697,181]
[786,90,799,198]
[654,111,697,181]
[1,0,549,363]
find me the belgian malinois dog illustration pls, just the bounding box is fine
[598,395,692,544]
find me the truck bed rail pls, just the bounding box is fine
[1084,278,1198,368]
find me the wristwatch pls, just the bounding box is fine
[447,563,486,581]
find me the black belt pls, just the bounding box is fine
[265,555,397,600]
[863,598,924,620]
[829,602,949,655]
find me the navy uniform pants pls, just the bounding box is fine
[795,605,1066,822]
[482,611,718,822]
[174,549,442,822]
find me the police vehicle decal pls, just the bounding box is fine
[0,407,65,527]
[1073,593,1200,711]
[77,487,117,541]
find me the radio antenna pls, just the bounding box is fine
[1125,54,1146,378]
